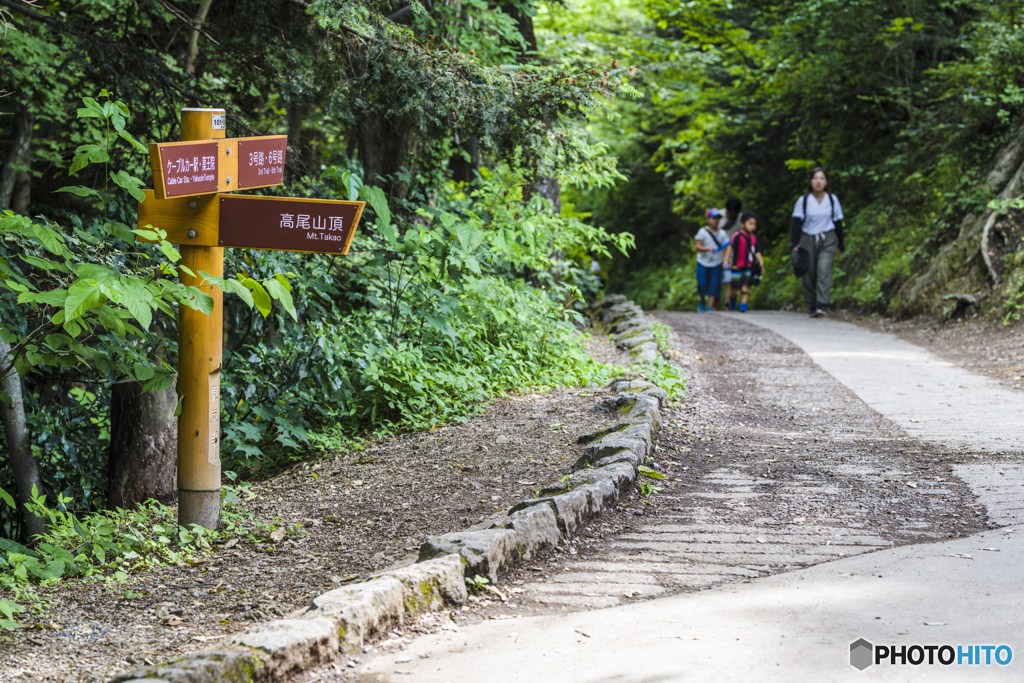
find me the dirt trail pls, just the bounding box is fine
[486,312,986,611]
[0,365,619,682]
[335,311,992,681]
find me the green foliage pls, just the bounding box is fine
[0,483,272,629]
[465,574,490,592]
[0,96,297,528]
[638,464,666,500]
[560,0,1024,314]
[218,164,628,473]
[636,359,686,403]
[649,321,670,354]
[1,0,638,567]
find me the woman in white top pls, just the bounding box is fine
[791,167,845,317]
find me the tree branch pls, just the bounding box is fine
[185,0,216,75]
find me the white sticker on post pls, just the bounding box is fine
[209,369,221,466]
[211,114,226,130]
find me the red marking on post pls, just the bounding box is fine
[218,195,364,255]
[237,137,287,189]
[159,142,219,197]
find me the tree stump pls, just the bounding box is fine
[107,381,178,510]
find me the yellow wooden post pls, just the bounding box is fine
[177,108,225,529]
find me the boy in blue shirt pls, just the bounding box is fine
[694,209,730,312]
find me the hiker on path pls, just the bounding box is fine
[718,197,743,239]
[695,208,730,312]
[791,168,845,318]
[717,197,743,311]
[722,211,764,313]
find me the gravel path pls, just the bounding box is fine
[345,311,992,681]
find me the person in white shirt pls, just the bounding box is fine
[791,167,845,317]
[694,209,730,312]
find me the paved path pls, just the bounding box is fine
[354,527,1022,682]
[742,312,1024,525]
[351,313,1024,682]
[741,312,1023,454]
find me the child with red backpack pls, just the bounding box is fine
[722,211,765,313]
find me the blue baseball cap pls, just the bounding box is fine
[706,208,723,218]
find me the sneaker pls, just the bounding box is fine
[812,307,827,318]
[698,303,705,313]
[807,306,816,317]
[738,303,747,313]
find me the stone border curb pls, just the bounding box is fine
[111,294,668,682]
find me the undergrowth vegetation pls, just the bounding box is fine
[0,481,275,629]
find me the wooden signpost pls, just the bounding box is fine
[137,108,365,530]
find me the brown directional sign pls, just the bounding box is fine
[237,137,286,189]
[151,142,219,198]
[149,136,288,200]
[218,195,364,255]
[137,192,365,254]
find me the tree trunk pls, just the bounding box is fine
[449,137,480,183]
[0,338,47,539]
[107,381,178,510]
[12,163,31,214]
[184,0,216,75]
[0,107,33,210]
[356,112,418,197]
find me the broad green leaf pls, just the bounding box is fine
[18,254,65,272]
[220,277,255,308]
[133,362,156,381]
[638,465,666,479]
[362,186,393,242]
[439,212,457,230]
[18,290,67,307]
[241,278,272,317]
[346,174,361,201]
[265,278,297,321]
[273,273,292,293]
[30,224,64,255]
[179,287,215,315]
[64,279,106,323]
[454,222,473,249]
[117,277,154,330]
[95,305,127,338]
[109,170,146,202]
[54,186,101,199]
[159,241,181,263]
[491,228,507,251]
[132,227,165,241]
[142,373,175,393]
[0,487,15,509]
[117,129,148,152]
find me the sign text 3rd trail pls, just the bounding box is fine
[149,135,288,199]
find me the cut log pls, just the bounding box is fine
[107,381,178,510]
